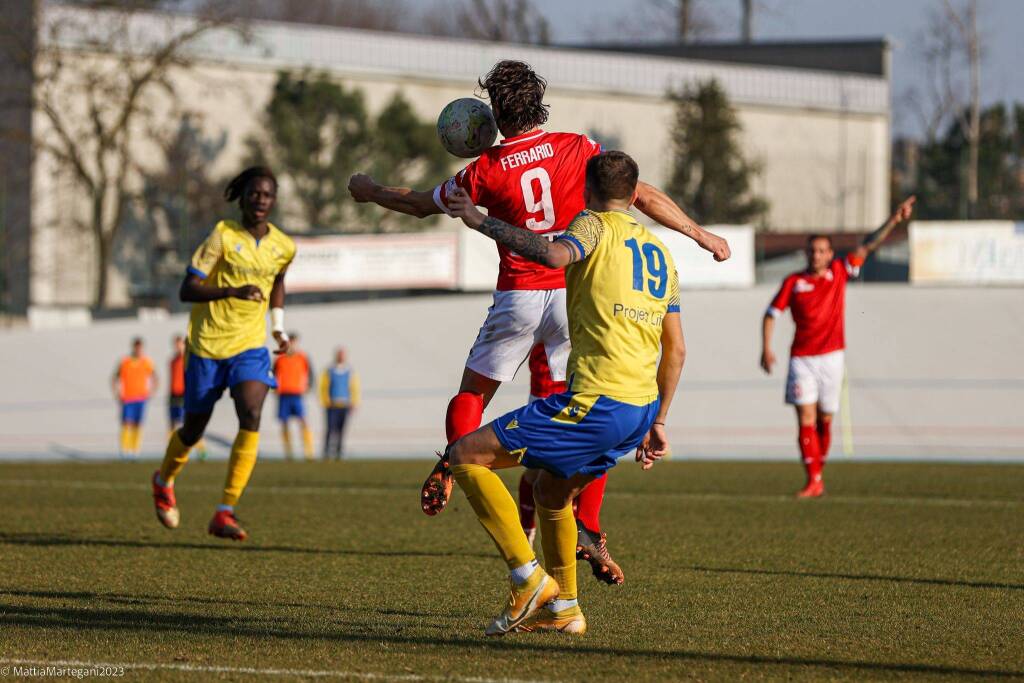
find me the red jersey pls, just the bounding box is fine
[768,254,864,357]
[433,130,601,291]
[528,343,567,399]
[169,353,185,397]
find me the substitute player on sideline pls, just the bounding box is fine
[151,166,295,540]
[273,332,315,461]
[348,62,723,583]
[440,152,685,636]
[168,335,207,461]
[320,347,360,461]
[761,196,915,497]
[112,337,156,460]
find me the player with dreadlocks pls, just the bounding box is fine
[150,166,296,541]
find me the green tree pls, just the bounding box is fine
[249,71,369,231]
[914,102,1024,220]
[141,115,229,293]
[666,79,768,226]
[250,70,450,233]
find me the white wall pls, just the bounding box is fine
[1,286,1020,463]
[911,221,1024,284]
[29,9,890,306]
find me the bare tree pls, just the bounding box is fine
[909,0,982,217]
[212,0,410,32]
[741,0,754,42]
[423,0,550,44]
[652,0,718,42]
[0,2,246,307]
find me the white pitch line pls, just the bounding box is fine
[0,478,1019,508]
[0,659,551,683]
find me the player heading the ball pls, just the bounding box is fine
[435,151,686,636]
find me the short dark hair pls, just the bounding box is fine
[585,151,639,203]
[131,336,143,346]
[224,166,277,203]
[478,60,549,133]
[807,234,834,248]
[288,331,299,342]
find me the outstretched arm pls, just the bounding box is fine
[852,195,916,262]
[348,174,442,219]
[447,189,578,268]
[633,181,731,262]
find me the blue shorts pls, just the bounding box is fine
[168,396,185,424]
[492,391,659,478]
[277,393,306,421]
[184,347,277,414]
[121,400,147,424]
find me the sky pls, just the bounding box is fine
[531,0,1024,138]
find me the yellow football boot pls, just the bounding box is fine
[518,604,587,635]
[484,566,559,637]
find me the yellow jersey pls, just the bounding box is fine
[187,220,296,360]
[558,209,680,404]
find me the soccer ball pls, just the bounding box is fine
[436,98,498,158]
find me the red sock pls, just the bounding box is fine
[799,424,822,483]
[574,473,607,532]
[817,419,832,461]
[445,391,484,444]
[518,474,536,531]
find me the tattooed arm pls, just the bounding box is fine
[446,189,580,268]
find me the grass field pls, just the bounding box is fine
[0,459,1021,682]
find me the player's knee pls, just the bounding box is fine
[238,407,262,431]
[533,475,573,509]
[448,439,474,467]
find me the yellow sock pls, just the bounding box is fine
[221,429,259,506]
[119,425,133,454]
[131,426,143,454]
[281,426,293,459]
[537,502,578,601]
[451,464,535,570]
[301,426,314,459]
[159,430,192,483]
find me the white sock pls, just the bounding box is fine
[547,598,578,612]
[216,504,234,513]
[509,559,539,585]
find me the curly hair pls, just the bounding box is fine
[224,166,277,203]
[478,60,549,134]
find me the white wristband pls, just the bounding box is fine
[270,307,287,339]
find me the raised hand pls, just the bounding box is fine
[891,195,916,224]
